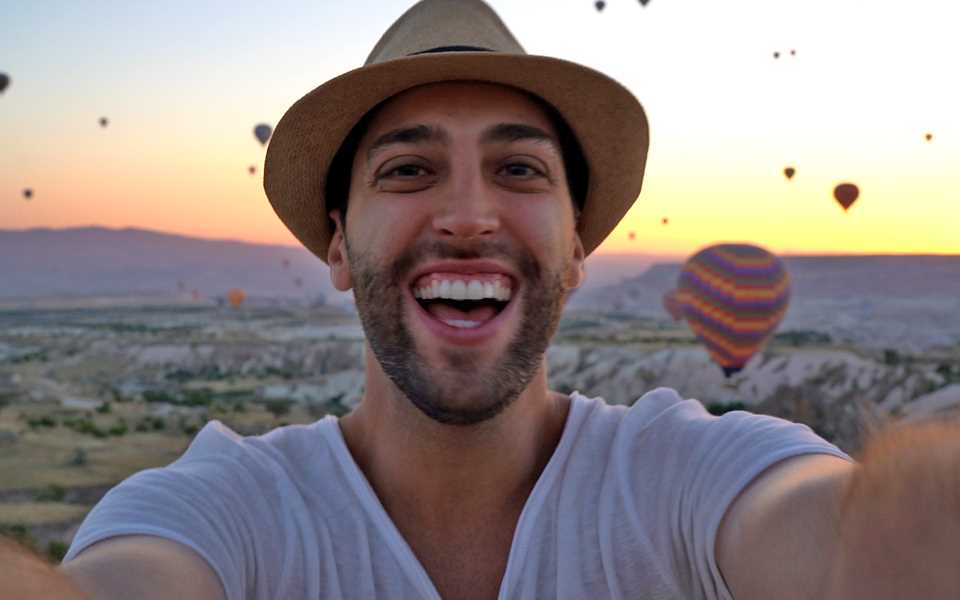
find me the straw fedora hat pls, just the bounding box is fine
[264,0,649,263]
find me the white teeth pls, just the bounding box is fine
[413,277,513,301]
[467,280,484,300]
[442,319,482,329]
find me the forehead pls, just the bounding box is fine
[361,81,560,143]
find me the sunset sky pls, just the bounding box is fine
[2,0,958,256]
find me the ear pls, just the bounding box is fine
[327,209,353,292]
[564,234,586,291]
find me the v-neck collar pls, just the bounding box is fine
[319,393,590,599]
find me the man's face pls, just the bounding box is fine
[329,82,585,425]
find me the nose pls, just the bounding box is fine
[431,163,500,240]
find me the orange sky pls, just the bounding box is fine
[2,0,958,256]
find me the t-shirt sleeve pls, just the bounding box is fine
[62,421,296,600]
[617,388,851,600]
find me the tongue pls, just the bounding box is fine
[427,301,498,325]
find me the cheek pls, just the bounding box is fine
[507,200,577,254]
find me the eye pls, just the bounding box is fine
[382,164,429,179]
[499,162,544,179]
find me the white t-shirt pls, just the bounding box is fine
[64,388,849,599]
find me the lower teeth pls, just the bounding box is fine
[442,319,482,329]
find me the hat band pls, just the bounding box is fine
[409,45,495,56]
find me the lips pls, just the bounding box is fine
[405,261,519,345]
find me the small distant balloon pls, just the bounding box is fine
[227,288,246,308]
[790,49,796,56]
[248,165,257,175]
[253,124,272,146]
[191,290,201,301]
[661,217,669,226]
[784,167,796,180]
[925,133,933,142]
[22,188,33,200]
[638,0,651,5]
[282,258,291,269]
[833,183,860,211]
[773,51,780,59]
[595,0,605,11]
[294,277,304,288]
[0,73,9,94]
[628,231,636,241]
[99,117,109,128]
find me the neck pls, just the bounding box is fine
[338,349,571,529]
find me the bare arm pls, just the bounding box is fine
[718,422,960,600]
[59,536,226,600]
[0,537,88,599]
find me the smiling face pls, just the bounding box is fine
[327,82,585,425]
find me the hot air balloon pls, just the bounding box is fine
[925,133,933,142]
[227,288,246,308]
[254,124,272,146]
[833,183,859,211]
[595,0,606,11]
[639,0,651,5]
[661,217,669,226]
[773,51,780,59]
[22,188,33,200]
[282,258,291,269]
[0,73,9,94]
[790,49,796,56]
[99,117,109,128]
[672,243,791,377]
[628,231,636,241]
[784,167,796,180]
[248,165,257,175]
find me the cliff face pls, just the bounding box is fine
[546,343,957,452]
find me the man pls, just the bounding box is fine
[4,1,960,598]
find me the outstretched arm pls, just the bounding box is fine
[0,537,88,599]
[718,422,960,600]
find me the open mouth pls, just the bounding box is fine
[411,273,513,330]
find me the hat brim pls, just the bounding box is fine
[264,51,649,262]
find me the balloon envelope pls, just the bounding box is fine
[248,165,257,175]
[784,167,796,180]
[674,244,791,376]
[227,288,246,308]
[22,188,32,200]
[661,217,669,226]
[0,73,9,94]
[99,117,109,128]
[253,124,272,146]
[833,183,859,211]
[628,231,636,241]
[925,133,933,142]
[595,0,605,11]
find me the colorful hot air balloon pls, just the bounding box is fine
[248,165,257,175]
[99,117,109,128]
[784,167,796,180]
[227,288,246,308]
[833,183,859,211]
[925,133,933,142]
[22,188,33,200]
[628,231,636,241]
[254,124,272,146]
[595,0,606,11]
[673,243,791,377]
[0,73,9,94]
[661,217,669,226]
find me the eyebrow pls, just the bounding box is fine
[365,122,560,164]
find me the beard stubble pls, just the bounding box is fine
[348,237,569,426]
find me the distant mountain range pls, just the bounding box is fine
[0,227,658,301]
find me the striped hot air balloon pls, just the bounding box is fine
[672,243,790,377]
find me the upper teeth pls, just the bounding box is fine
[413,278,512,302]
